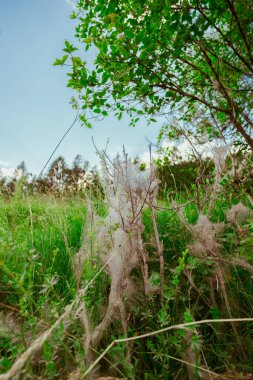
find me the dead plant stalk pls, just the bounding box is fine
[0,258,113,380]
[83,318,253,378]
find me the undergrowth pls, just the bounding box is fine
[0,187,253,379]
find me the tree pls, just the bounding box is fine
[72,154,90,170]
[48,156,67,174]
[16,161,28,176]
[57,0,253,149]
[72,154,84,169]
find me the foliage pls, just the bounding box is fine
[58,0,253,148]
[157,158,200,194]
[1,1,253,375]
[0,155,101,198]
[1,154,253,378]
[0,195,87,376]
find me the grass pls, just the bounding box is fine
[0,195,87,375]
[0,191,253,379]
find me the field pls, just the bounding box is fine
[1,0,253,378]
[0,171,253,379]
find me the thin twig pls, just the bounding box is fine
[38,112,79,178]
[83,317,253,377]
[0,257,113,380]
[150,205,164,304]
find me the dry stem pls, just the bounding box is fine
[0,259,112,380]
[83,318,253,378]
[150,205,164,304]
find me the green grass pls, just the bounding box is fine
[0,192,253,379]
[0,195,88,374]
[0,195,86,296]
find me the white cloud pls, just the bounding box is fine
[140,150,159,164]
[160,138,224,163]
[0,160,17,178]
[140,139,216,166]
[0,167,16,178]
[0,160,10,168]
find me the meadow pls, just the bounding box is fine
[1,0,253,378]
[0,157,253,379]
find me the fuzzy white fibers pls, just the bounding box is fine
[99,158,159,295]
[212,145,228,173]
[190,214,225,257]
[227,203,252,224]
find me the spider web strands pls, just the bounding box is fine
[38,111,80,178]
[0,256,114,380]
[83,317,253,378]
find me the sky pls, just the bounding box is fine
[0,0,159,176]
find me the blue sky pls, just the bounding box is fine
[0,0,159,176]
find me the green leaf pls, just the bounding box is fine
[63,40,78,54]
[70,12,76,20]
[56,0,253,150]
[53,59,63,66]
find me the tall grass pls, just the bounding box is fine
[0,190,253,379]
[0,195,87,376]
